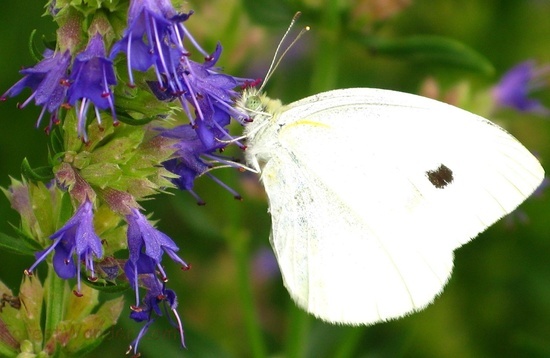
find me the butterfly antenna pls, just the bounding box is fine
[259,12,310,92]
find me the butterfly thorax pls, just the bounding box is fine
[238,87,284,172]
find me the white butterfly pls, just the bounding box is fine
[238,86,544,325]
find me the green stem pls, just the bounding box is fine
[333,327,365,358]
[230,228,268,358]
[223,3,242,53]
[284,302,311,358]
[44,263,67,354]
[309,0,342,93]
[222,168,267,358]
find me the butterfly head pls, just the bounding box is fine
[236,86,266,122]
[244,92,263,113]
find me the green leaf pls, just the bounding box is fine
[19,276,44,350]
[7,224,45,250]
[21,158,54,182]
[79,163,122,188]
[28,29,41,62]
[49,129,65,157]
[29,181,60,239]
[65,284,99,322]
[114,107,157,126]
[80,276,130,294]
[359,35,495,75]
[64,295,125,356]
[0,232,41,256]
[0,281,25,355]
[58,186,74,226]
[67,0,124,16]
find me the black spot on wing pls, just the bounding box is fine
[426,164,453,189]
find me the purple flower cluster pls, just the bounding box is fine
[24,199,190,352]
[110,0,249,202]
[24,199,103,296]
[126,275,185,356]
[124,208,189,305]
[123,208,188,355]
[1,33,116,140]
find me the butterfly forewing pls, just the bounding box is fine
[246,88,544,324]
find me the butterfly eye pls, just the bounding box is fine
[245,95,262,111]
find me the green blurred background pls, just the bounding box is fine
[2,0,550,357]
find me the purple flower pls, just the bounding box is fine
[162,126,211,195]
[151,48,248,203]
[148,43,250,142]
[174,43,249,146]
[160,124,243,204]
[1,49,71,133]
[124,208,189,306]
[125,274,185,356]
[68,33,117,141]
[112,0,249,137]
[153,50,249,202]
[2,34,119,139]
[24,199,103,296]
[109,0,192,89]
[493,60,550,115]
